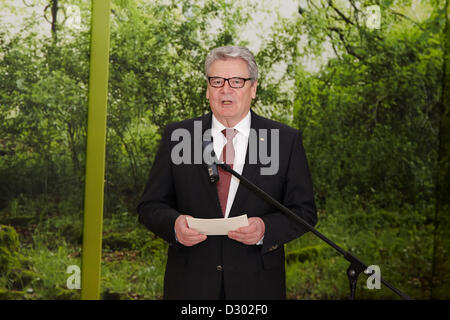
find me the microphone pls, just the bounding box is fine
[202,140,219,184]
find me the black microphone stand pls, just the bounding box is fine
[217,162,412,300]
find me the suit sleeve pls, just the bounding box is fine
[137,125,180,244]
[260,129,317,254]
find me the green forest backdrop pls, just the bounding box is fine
[0,0,449,299]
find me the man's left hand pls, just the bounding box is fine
[228,217,265,245]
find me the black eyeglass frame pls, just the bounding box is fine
[207,76,253,88]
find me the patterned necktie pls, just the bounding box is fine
[217,128,237,216]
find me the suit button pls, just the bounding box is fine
[216,265,223,271]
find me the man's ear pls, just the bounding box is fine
[206,86,210,100]
[251,80,258,99]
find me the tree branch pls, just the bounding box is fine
[388,8,425,31]
[327,0,354,26]
[329,27,364,61]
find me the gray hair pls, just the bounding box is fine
[205,46,258,82]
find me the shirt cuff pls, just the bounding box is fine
[256,235,264,245]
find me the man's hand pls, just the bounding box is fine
[228,217,265,245]
[174,215,207,247]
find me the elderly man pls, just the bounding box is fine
[138,46,317,299]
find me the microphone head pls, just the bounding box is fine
[202,140,219,184]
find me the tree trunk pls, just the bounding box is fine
[431,0,450,300]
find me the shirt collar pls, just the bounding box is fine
[211,110,251,138]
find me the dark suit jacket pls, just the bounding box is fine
[137,110,317,299]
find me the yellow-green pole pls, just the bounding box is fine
[81,0,111,300]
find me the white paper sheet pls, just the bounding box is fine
[186,214,249,235]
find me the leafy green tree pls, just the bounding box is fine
[288,0,444,211]
[258,0,445,298]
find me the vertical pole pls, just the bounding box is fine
[81,0,111,300]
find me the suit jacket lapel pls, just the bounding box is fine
[228,110,263,218]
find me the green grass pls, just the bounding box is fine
[284,204,434,300]
[0,195,435,300]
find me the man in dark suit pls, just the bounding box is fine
[137,46,317,299]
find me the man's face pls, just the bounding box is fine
[206,58,257,127]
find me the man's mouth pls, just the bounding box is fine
[222,100,233,106]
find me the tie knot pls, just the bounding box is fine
[222,128,237,141]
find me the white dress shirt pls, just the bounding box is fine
[211,111,251,218]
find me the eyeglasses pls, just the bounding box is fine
[208,77,253,88]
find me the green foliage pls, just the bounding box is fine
[285,206,435,299]
[0,225,21,274]
[101,252,165,300]
[278,0,444,299]
[25,242,81,300]
[0,224,41,296]
[0,225,19,253]
[291,1,443,212]
[285,244,334,264]
[0,288,25,299]
[103,232,136,251]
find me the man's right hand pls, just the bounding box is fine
[174,215,207,247]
